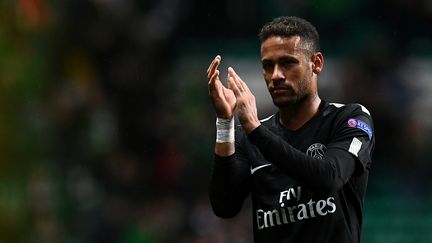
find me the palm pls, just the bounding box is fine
[221,85,236,116]
[210,79,236,118]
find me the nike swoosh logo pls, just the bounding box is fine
[251,164,272,174]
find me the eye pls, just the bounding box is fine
[262,62,274,71]
[281,59,296,67]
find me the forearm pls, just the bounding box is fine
[209,154,250,218]
[215,142,234,156]
[248,126,356,193]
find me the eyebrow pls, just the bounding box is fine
[261,55,300,63]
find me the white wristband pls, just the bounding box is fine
[216,117,234,143]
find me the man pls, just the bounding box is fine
[206,16,375,242]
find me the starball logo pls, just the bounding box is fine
[256,186,336,230]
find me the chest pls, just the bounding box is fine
[246,120,337,205]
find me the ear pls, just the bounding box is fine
[311,52,324,74]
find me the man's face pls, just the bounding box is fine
[260,36,316,107]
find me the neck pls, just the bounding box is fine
[278,95,322,131]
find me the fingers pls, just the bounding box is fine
[208,56,221,88]
[208,69,220,90]
[227,67,250,96]
[207,55,221,79]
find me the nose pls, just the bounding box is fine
[271,64,285,82]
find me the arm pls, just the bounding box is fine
[207,55,236,156]
[207,56,250,217]
[248,125,358,193]
[209,141,251,218]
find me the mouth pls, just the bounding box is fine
[271,86,292,95]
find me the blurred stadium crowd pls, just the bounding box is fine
[0,0,432,242]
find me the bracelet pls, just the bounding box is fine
[216,117,234,143]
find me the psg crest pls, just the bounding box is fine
[306,143,327,159]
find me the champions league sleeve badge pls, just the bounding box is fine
[347,118,373,140]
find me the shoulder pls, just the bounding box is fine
[260,114,276,124]
[259,114,279,130]
[326,102,372,118]
[235,114,277,142]
[326,102,374,141]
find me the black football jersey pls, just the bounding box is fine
[210,101,375,243]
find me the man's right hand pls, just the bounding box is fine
[207,55,236,119]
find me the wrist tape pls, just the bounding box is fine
[216,117,234,143]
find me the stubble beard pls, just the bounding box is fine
[271,78,311,108]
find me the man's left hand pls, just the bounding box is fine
[227,67,261,134]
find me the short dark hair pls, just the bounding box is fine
[259,16,320,53]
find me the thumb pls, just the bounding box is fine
[227,69,241,97]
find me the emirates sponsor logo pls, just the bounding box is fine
[256,186,336,230]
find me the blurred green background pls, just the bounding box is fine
[1,0,432,242]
